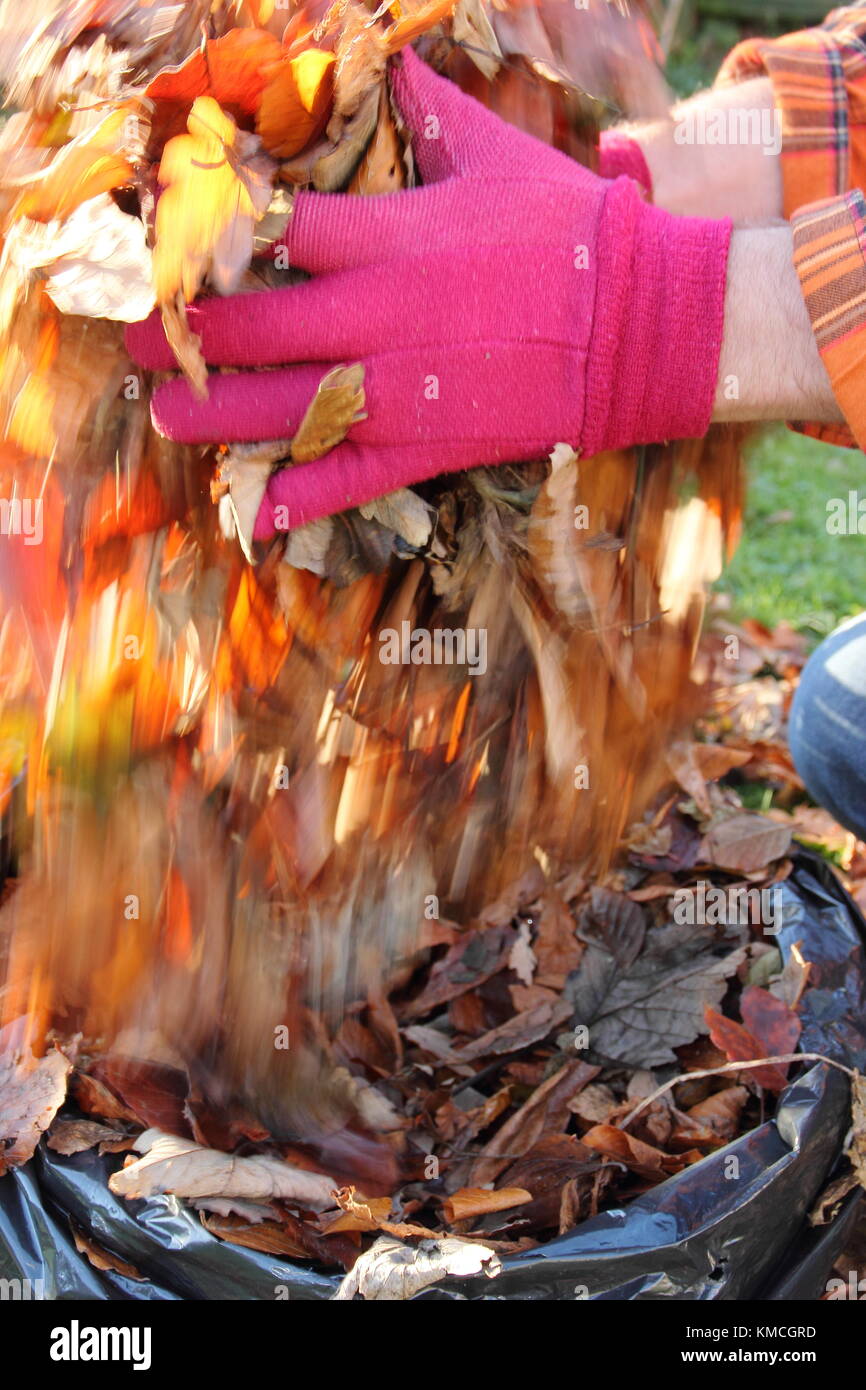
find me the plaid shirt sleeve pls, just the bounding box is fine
[717,6,866,448]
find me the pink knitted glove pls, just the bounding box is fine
[127,49,730,538]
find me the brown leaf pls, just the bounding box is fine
[70,1223,145,1281]
[468,1060,599,1186]
[71,1071,141,1126]
[47,1118,127,1155]
[533,892,583,989]
[91,1056,192,1136]
[321,1186,393,1233]
[290,363,366,465]
[686,1086,749,1141]
[703,813,792,875]
[580,1124,681,1182]
[442,1186,532,1225]
[160,294,208,398]
[348,90,404,195]
[454,998,572,1063]
[0,1040,71,1174]
[400,922,518,1020]
[319,1184,432,1239]
[200,1211,310,1258]
[333,9,388,119]
[846,1072,866,1195]
[109,1128,338,1208]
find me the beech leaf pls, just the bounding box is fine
[567,921,746,1069]
[0,1039,72,1175]
[109,1128,337,1209]
[333,1233,501,1301]
[153,96,274,305]
[291,363,366,465]
[703,812,792,875]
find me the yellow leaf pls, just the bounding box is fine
[153,96,274,306]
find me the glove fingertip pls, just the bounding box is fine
[125,310,172,370]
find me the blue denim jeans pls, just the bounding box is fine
[789,612,866,841]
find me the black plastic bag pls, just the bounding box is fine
[1,849,863,1301]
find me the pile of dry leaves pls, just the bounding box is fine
[3,614,864,1295]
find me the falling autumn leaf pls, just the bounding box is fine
[385,0,458,52]
[14,105,135,224]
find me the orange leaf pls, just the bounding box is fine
[147,29,283,117]
[256,49,335,159]
[581,1124,681,1180]
[163,867,193,965]
[385,0,457,53]
[740,985,801,1068]
[441,1186,532,1224]
[703,1004,790,1093]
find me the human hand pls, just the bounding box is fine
[127,49,730,538]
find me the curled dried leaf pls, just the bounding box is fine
[291,363,366,465]
[333,1233,501,1300]
[160,294,208,399]
[348,89,405,195]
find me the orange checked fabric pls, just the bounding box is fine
[718,6,866,449]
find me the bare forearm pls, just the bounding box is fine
[713,226,843,425]
[623,78,783,224]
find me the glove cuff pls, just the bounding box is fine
[581,179,732,457]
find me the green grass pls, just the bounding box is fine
[715,425,866,642]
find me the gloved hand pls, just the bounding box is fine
[126,49,730,539]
